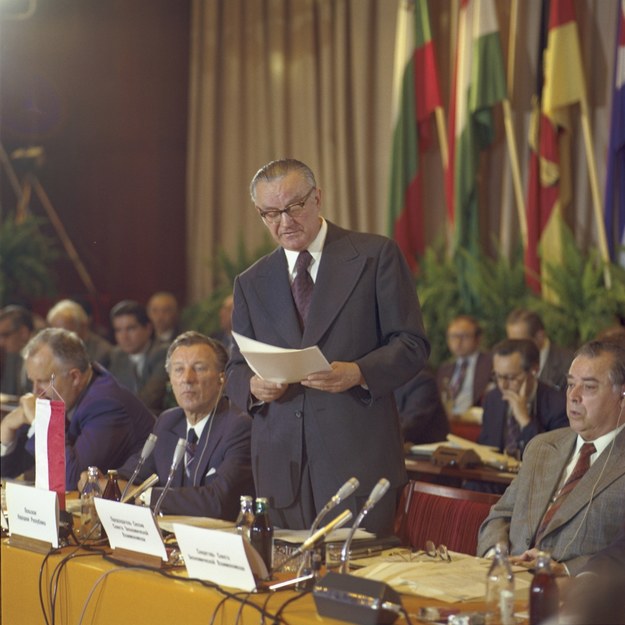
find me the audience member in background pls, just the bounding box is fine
[436,315,492,417]
[47,299,113,367]
[395,370,450,445]
[506,308,574,390]
[147,291,180,345]
[479,339,568,458]
[0,328,154,490]
[108,300,169,413]
[477,340,625,576]
[108,332,253,518]
[211,293,234,355]
[0,305,35,396]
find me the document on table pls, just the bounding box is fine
[232,331,331,384]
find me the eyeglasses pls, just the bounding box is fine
[257,187,316,224]
[491,371,526,384]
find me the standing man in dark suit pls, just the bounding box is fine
[226,159,430,536]
[479,338,568,457]
[506,308,574,390]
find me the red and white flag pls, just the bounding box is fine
[35,398,66,510]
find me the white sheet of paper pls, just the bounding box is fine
[274,527,374,545]
[173,524,264,591]
[232,331,331,383]
[95,499,167,561]
[6,482,59,548]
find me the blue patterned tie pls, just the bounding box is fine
[185,429,198,479]
[292,250,314,328]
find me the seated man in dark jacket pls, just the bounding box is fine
[113,332,254,520]
[479,338,568,458]
[1,328,155,490]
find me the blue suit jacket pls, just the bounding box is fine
[478,380,568,455]
[226,222,429,531]
[117,399,253,520]
[1,364,155,490]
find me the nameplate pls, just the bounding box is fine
[95,499,167,561]
[5,482,59,548]
[173,524,268,591]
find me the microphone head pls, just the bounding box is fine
[171,437,187,470]
[141,433,158,460]
[364,478,390,509]
[334,477,359,503]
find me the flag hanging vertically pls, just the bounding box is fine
[604,0,625,265]
[388,0,442,271]
[525,0,586,293]
[446,0,507,256]
[35,397,66,510]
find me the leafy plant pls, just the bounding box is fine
[181,234,274,335]
[0,215,58,306]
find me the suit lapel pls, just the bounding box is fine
[544,428,625,537]
[190,406,225,486]
[252,247,302,347]
[170,415,187,487]
[303,223,366,346]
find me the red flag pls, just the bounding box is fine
[525,0,586,294]
[35,398,66,510]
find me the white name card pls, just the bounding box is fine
[95,499,167,561]
[173,524,267,591]
[6,482,59,548]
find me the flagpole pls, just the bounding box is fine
[435,106,449,169]
[579,99,612,288]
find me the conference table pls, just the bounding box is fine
[405,456,517,488]
[1,539,530,625]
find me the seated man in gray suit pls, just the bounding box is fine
[108,300,169,413]
[477,340,625,576]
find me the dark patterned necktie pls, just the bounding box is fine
[185,428,198,479]
[449,358,468,400]
[534,442,596,546]
[504,409,521,456]
[291,250,314,328]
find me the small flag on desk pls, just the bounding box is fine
[35,397,66,510]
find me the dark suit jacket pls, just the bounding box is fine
[477,427,625,574]
[395,370,450,444]
[117,400,254,519]
[1,364,155,490]
[226,222,429,531]
[478,380,568,454]
[108,339,169,412]
[436,351,493,409]
[540,343,574,390]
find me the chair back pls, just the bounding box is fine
[394,480,500,556]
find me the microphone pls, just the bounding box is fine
[296,477,359,578]
[120,433,158,501]
[152,437,186,517]
[339,477,390,574]
[272,509,353,574]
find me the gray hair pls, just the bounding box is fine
[46,299,88,326]
[249,159,317,201]
[24,328,90,372]
[574,340,625,386]
[165,331,228,374]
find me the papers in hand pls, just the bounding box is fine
[232,331,331,384]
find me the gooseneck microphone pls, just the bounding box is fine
[339,477,390,574]
[296,477,360,578]
[152,437,186,518]
[120,433,158,502]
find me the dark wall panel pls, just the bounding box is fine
[1,0,190,325]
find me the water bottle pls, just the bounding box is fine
[80,466,102,540]
[529,551,559,625]
[234,495,255,540]
[485,542,515,625]
[250,497,273,576]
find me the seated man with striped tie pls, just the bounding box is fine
[88,331,254,519]
[477,340,625,575]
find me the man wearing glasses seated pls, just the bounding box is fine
[478,338,568,459]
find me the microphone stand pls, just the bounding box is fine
[339,478,390,574]
[120,433,158,502]
[153,437,186,518]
